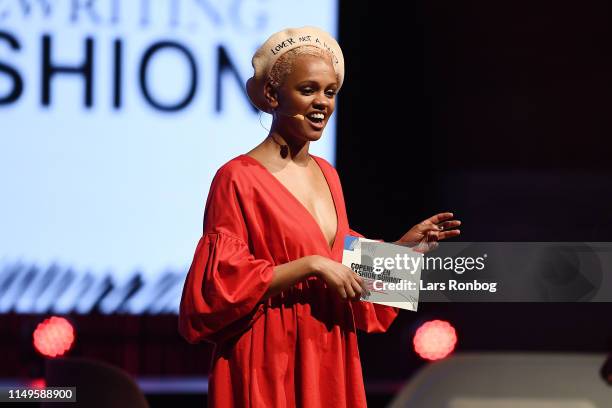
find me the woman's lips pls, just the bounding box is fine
[306,116,325,130]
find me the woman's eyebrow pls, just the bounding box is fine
[297,80,338,88]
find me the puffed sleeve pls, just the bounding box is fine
[178,165,274,344]
[348,228,400,333]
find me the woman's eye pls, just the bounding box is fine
[326,91,337,97]
[301,88,314,94]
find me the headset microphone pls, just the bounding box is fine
[275,109,305,121]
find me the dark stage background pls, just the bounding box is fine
[335,0,612,401]
[4,0,612,406]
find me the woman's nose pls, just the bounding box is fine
[313,93,329,108]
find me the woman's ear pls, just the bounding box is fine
[264,81,279,110]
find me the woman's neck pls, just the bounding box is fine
[264,129,311,165]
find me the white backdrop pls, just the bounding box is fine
[0,1,338,313]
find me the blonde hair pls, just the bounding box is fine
[267,45,339,88]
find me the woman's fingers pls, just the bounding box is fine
[324,264,371,301]
[425,212,455,225]
[426,228,461,241]
[344,281,356,299]
[352,272,369,297]
[350,276,363,298]
[438,220,461,230]
[338,285,348,300]
[439,229,461,240]
[418,217,460,234]
[423,218,462,242]
[353,272,364,286]
[425,218,462,240]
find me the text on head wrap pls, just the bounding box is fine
[269,36,340,65]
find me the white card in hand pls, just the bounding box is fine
[342,235,421,311]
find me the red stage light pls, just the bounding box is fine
[32,316,75,358]
[413,319,457,361]
[29,378,46,389]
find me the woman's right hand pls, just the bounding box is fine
[310,255,365,300]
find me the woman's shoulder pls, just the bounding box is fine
[205,155,263,198]
[213,154,261,182]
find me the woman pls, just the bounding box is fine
[179,26,461,407]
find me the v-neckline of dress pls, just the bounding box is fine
[240,153,340,253]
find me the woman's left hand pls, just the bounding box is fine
[394,212,461,252]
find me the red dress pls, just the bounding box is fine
[179,154,398,407]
